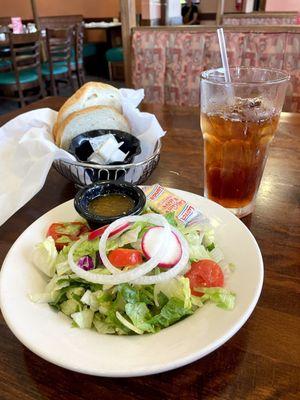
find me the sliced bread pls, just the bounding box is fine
[56,82,122,128]
[55,105,131,150]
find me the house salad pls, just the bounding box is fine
[30,207,236,336]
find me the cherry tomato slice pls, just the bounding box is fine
[108,248,143,268]
[47,222,89,250]
[185,259,224,296]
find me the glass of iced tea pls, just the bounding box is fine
[200,67,289,218]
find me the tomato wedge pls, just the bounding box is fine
[185,259,224,296]
[108,248,143,268]
[47,222,89,250]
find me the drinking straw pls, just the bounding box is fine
[217,28,231,83]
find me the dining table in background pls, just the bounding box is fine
[0,97,299,400]
[84,22,122,48]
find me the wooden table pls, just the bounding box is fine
[0,98,299,400]
[84,24,122,48]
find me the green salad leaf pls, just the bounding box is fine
[32,236,58,277]
[125,302,156,333]
[154,276,191,309]
[151,298,193,328]
[201,287,236,310]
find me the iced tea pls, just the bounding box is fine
[201,97,280,211]
[200,67,289,217]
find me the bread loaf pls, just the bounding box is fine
[55,105,131,150]
[56,82,122,128]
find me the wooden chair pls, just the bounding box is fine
[39,17,85,89]
[39,15,83,30]
[72,22,85,87]
[105,47,124,81]
[42,27,74,96]
[0,25,11,72]
[0,32,45,107]
[0,17,11,27]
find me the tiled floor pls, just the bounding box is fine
[0,75,125,116]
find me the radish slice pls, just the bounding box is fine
[68,214,189,285]
[88,222,130,241]
[99,214,171,276]
[142,226,182,267]
[69,228,164,285]
[133,227,189,285]
[109,222,131,238]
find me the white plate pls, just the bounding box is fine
[0,189,263,377]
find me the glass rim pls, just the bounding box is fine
[200,67,290,86]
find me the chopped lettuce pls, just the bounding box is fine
[93,313,115,334]
[116,311,143,334]
[124,302,155,333]
[60,299,81,316]
[201,287,236,310]
[164,212,178,227]
[106,225,142,251]
[154,276,191,309]
[164,213,214,262]
[186,234,211,262]
[29,292,58,304]
[73,239,99,260]
[71,309,94,329]
[56,261,72,276]
[191,295,204,307]
[32,236,58,277]
[203,228,215,247]
[80,289,92,305]
[66,286,85,300]
[151,298,193,328]
[55,223,84,236]
[119,283,154,306]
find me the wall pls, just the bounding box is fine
[199,0,253,13]
[167,0,181,18]
[199,0,239,13]
[0,0,121,19]
[136,0,142,14]
[0,0,33,19]
[141,0,161,19]
[265,0,300,12]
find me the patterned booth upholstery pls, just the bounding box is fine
[223,13,299,26]
[132,28,300,112]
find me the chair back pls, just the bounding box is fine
[0,25,10,33]
[8,32,43,84]
[40,15,83,30]
[45,27,73,70]
[0,17,11,27]
[74,22,84,67]
[0,25,10,71]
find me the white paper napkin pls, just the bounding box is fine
[0,89,165,226]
